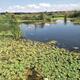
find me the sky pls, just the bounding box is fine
[0,0,80,12]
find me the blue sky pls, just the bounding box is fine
[0,0,80,12]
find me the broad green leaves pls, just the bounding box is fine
[0,37,80,80]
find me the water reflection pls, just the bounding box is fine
[20,20,80,51]
[35,23,44,29]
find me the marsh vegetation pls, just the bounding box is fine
[0,11,80,80]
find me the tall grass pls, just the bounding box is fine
[5,13,21,39]
[0,12,21,39]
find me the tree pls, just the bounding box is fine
[69,11,80,18]
[39,12,46,22]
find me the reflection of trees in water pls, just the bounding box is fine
[64,12,68,24]
[34,23,45,30]
[39,23,45,28]
[64,14,67,24]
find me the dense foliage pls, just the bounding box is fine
[0,13,21,39]
[0,35,80,80]
[69,11,80,18]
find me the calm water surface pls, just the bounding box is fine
[20,20,80,51]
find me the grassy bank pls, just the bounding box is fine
[0,33,80,80]
[70,18,80,24]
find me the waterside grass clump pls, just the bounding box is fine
[71,18,80,24]
[0,13,21,39]
[0,35,80,80]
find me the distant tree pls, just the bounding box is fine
[69,11,80,18]
[39,12,46,21]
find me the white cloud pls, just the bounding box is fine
[50,4,79,11]
[4,3,80,12]
[0,8,4,12]
[27,4,40,9]
[39,3,51,8]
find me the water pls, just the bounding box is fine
[20,20,80,51]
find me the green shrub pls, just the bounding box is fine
[5,13,21,39]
